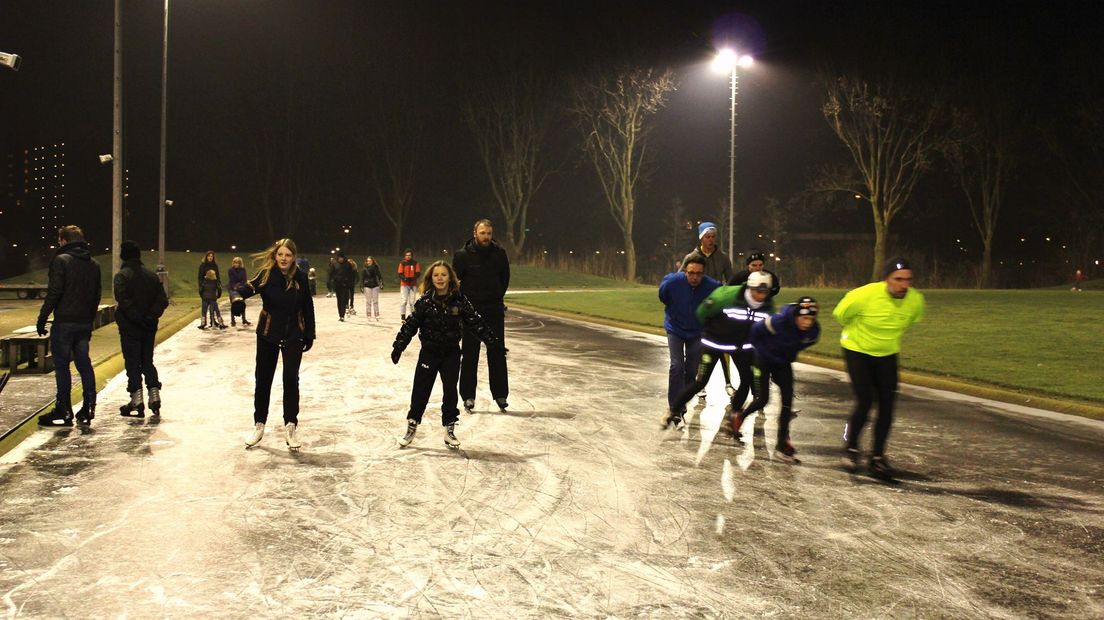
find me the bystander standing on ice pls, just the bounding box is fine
[397,249,421,321]
[114,241,169,418]
[199,269,226,329]
[391,260,500,449]
[362,256,383,320]
[238,238,315,452]
[227,256,251,327]
[331,251,356,322]
[835,257,925,481]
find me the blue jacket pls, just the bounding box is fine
[749,303,821,365]
[658,271,720,340]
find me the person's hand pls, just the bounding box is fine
[36,319,48,336]
[302,339,314,353]
[391,348,402,364]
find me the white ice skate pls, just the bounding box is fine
[245,423,265,448]
[444,423,461,448]
[285,423,301,452]
[398,419,418,447]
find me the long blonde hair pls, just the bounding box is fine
[251,238,299,290]
[419,260,459,296]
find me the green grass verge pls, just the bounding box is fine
[506,287,1104,418]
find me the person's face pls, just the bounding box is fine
[404,252,413,261]
[206,252,215,262]
[337,256,345,263]
[796,315,816,331]
[748,259,764,271]
[431,266,451,293]
[365,258,374,266]
[684,264,705,287]
[275,246,295,272]
[750,288,768,303]
[233,259,242,268]
[700,231,717,251]
[475,224,493,247]
[886,269,913,298]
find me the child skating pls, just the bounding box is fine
[391,260,500,449]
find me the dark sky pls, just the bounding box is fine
[2,0,1101,278]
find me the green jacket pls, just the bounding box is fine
[833,282,925,357]
[696,284,775,351]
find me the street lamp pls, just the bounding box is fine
[712,48,753,259]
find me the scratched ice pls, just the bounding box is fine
[0,291,1101,618]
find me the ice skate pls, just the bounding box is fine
[842,447,861,473]
[660,408,684,430]
[242,318,252,326]
[775,441,801,464]
[697,391,706,403]
[75,397,95,426]
[231,318,236,326]
[119,389,145,418]
[463,399,475,413]
[148,387,161,415]
[197,321,207,330]
[398,419,418,447]
[245,423,265,448]
[495,398,509,412]
[38,405,73,427]
[285,423,301,452]
[868,456,899,483]
[729,410,747,444]
[217,322,228,330]
[724,384,736,398]
[444,422,461,449]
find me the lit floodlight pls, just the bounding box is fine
[711,49,737,74]
[0,52,20,71]
[164,199,173,207]
[98,154,113,164]
[738,54,754,68]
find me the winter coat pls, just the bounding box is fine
[729,267,782,298]
[453,238,510,308]
[113,258,169,332]
[239,268,316,346]
[393,290,498,353]
[696,284,776,351]
[228,266,248,290]
[749,303,821,365]
[199,279,222,301]
[37,241,102,325]
[197,259,220,288]
[658,271,720,340]
[681,246,732,283]
[361,264,383,288]
[833,281,925,357]
[331,260,356,289]
[397,259,421,287]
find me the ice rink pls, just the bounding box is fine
[1,291,1101,618]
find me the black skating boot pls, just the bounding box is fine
[775,440,800,464]
[38,404,73,427]
[868,456,899,483]
[463,399,475,413]
[495,398,509,412]
[75,396,96,426]
[148,386,161,415]
[729,409,748,444]
[119,389,145,417]
[842,447,861,473]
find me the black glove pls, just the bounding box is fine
[391,348,402,364]
[36,319,48,336]
[302,339,314,353]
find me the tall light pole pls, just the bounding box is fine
[157,0,170,296]
[112,0,124,275]
[712,49,753,259]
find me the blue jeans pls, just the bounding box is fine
[666,332,702,413]
[51,321,96,409]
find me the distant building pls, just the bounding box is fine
[24,142,68,246]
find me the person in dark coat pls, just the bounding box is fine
[331,251,356,321]
[452,219,512,412]
[391,260,500,449]
[729,251,782,299]
[37,225,102,427]
[114,241,170,417]
[197,250,220,291]
[238,238,316,451]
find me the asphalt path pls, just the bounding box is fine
[0,291,1100,618]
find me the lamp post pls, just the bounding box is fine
[157,0,171,298]
[712,49,753,259]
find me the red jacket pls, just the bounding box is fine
[398,260,420,286]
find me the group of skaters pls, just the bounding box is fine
[324,253,384,321]
[195,251,252,329]
[660,221,923,481]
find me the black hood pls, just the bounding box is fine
[58,241,92,261]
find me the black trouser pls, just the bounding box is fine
[672,344,742,414]
[119,325,160,394]
[336,286,351,318]
[254,337,303,425]
[730,348,755,410]
[459,304,508,401]
[409,346,461,425]
[742,359,794,444]
[843,349,899,456]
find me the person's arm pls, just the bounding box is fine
[500,252,510,293]
[238,273,261,300]
[460,296,500,349]
[301,275,316,346]
[391,298,423,361]
[37,257,65,330]
[695,286,730,324]
[150,276,169,320]
[658,272,676,304]
[113,270,137,322]
[833,287,864,326]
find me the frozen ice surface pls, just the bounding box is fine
[0,291,1101,618]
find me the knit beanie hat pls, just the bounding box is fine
[882,257,912,279]
[795,296,818,316]
[120,240,141,261]
[698,222,718,239]
[746,252,765,266]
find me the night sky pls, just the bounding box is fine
[2,0,1101,283]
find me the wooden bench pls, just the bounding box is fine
[0,328,53,375]
[93,304,117,329]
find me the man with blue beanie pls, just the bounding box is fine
[680,221,736,398]
[658,255,720,422]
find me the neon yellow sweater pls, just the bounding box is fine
[833,282,924,357]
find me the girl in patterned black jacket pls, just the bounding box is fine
[391,260,500,449]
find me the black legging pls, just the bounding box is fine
[335,286,351,318]
[672,345,744,414]
[409,346,461,425]
[741,359,794,444]
[254,337,303,425]
[730,349,755,410]
[843,349,899,456]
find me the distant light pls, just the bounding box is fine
[711,49,737,73]
[231,245,237,250]
[1046,237,1051,242]
[595,251,600,254]
[1020,238,1025,242]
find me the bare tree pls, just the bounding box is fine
[572,66,676,281]
[942,108,1019,288]
[663,195,691,268]
[1046,101,1104,276]
[357,89,422,255]
[817,76,945,281]
[462,64,555,256]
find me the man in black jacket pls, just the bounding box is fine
[331,251,356,321]
[115,241,170,417]
[453,219,511,412]
[37,225,102,427]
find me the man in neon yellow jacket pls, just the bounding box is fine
[834,257,925,480]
